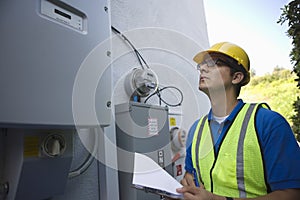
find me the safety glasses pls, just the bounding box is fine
[197,59,230,70]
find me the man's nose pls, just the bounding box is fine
[199,64,209,73]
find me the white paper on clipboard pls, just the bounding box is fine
[132,152,183,199]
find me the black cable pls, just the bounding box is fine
[111,26,150,69]
[144,86,184,107]
[111,26,144,68]
[111,26,183,107]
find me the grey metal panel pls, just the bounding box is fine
[3,129,73,200]
[115,102,173,200]
[54,131,100,200]
[0,0,111,127]
[115,103,169,153]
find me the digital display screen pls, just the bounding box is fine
[54,9,71,20]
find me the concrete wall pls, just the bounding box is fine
[110,0,210,131]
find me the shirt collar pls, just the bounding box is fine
[207,99,245,123]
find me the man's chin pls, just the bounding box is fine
[199,86,209,94]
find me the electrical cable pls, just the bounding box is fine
[144,85,184,107]
[111,26,147,68]
[111,26,150,69]
[111,26,183,107]
[68,128,98,178]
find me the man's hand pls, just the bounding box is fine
[176,184,214,200]
[164,172,196,200]
[180,172,196,187]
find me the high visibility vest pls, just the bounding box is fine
[191,103,269,198]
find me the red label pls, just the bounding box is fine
[176,164,182,176]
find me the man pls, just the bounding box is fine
[176,42,300,200]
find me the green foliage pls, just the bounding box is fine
[278,0,300,140]
[240,69,299,129]
[292,97,300,141]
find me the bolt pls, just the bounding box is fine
[104,6,108,13]
[106,101,111,108]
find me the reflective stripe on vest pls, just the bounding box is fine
[191,103,268,198]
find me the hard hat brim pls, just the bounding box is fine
[193,50,226,64]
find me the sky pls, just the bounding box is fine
[203,0,293,76]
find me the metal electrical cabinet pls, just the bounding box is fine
[0,0,112,127]
[115,102,173,200]
[0,0,112,199]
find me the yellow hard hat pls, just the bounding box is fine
[193,42,250,86]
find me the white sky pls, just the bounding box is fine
[203,0,293,76]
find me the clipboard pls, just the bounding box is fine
[132,153,184,199]
[132,184,183,199]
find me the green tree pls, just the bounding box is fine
[240,69,299,127]
[278,0,300,141]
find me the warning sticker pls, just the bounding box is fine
[148,118,158,136]
[24,136,40,158]
[169,117,176,126]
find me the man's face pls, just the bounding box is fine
[197,56,233,95]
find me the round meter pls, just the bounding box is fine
[124,68,158,98]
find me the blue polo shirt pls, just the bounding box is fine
[185,99,300,191]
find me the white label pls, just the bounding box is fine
[148,118,158,136]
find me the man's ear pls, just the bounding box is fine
[232,72,244,85]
